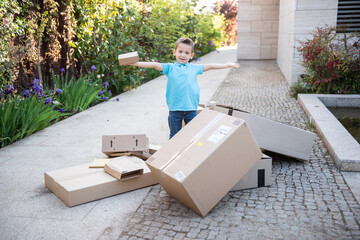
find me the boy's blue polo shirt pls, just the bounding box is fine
[162,62,204,111]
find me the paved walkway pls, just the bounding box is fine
[119,61,360,239]
[1,49,360,240]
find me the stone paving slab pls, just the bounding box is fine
[118,61,360,239]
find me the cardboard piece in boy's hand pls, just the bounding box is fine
[118,51,139,65]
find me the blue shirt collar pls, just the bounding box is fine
[175,62,189,67]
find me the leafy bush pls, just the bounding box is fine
[52,70,106,113]
[296,25,360,94]
[0,94,66,148]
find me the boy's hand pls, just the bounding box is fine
[227,62,240,68]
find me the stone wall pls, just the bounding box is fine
[277,0,338,85]
[237,0,279,60]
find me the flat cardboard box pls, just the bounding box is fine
[102,134,149,156]
[118,51,139,65]
[231,154,272,191]
[104,156,144,180]
[44,156,158,207]
[211,105,316,161]
[146,109,262,217]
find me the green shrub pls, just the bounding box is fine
[0,95,66,148]
[72,0,146,93]
[52,71,105,113]
[297,25,360,94]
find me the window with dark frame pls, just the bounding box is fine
[336,0,360,33]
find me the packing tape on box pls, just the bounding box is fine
[160,113,225,171]
[55,169,104,183]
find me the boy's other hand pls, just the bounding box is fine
[228,62,240,68]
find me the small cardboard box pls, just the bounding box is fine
[118,51,139,65]
[231,154,272,191]
[104,156,144,180]
[44,156,158,207]
[146,109,262,217]
[102,134,149,156]
[211,105,316,161]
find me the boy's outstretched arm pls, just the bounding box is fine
[203,62,240,72]
[122,61,163,71]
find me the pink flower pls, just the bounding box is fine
[3,19,9,24]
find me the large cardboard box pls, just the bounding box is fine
[211,105,316,161]
[104,156,144,180]
[102,134,149,156]
[44,156,158,207]
[146,109,262,216]
[231,154,272,191]
[118,51,138,65]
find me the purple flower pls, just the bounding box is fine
[98,91,103,96]
[207,40,214,47]
[103,97,108,101]
[90,65,97,72]
[5,85,14,94]
[116,98,119,101]
[60,68,65,73]
[55,88,63,95]
[59,109,65,113]
[197,50,201,54]
[157,60,161,63]
[102,82,109,88]
[107,90,111,94]
[23,89,30,98]
[140,68,146,72]
[44,98,52,105]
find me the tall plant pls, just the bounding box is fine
[297,26,360,94]
[0,95,66,148]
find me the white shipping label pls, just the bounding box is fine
[174,170,186,182]
[207,125,232,143]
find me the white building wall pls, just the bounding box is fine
[237,0,279,60]
[277,0,338,85]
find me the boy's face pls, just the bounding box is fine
[173,43,194,64]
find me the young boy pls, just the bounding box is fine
[123,37,240,139]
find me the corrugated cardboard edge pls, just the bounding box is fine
[104,161,144,181]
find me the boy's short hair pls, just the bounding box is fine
[175,37,194,52]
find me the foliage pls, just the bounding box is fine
[72,0,148,93]
[289,75,312,99]
[0,0,229,148]
[296,25,360,94]
[52,71,106,113]
[213,0,238,46]
[0,94,67,148]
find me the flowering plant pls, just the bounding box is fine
[297,25,360,94]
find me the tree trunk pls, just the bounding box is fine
[57,0,69,75]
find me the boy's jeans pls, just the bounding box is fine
[168,110,197,139]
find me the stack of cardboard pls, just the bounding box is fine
[44,135,159,207]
